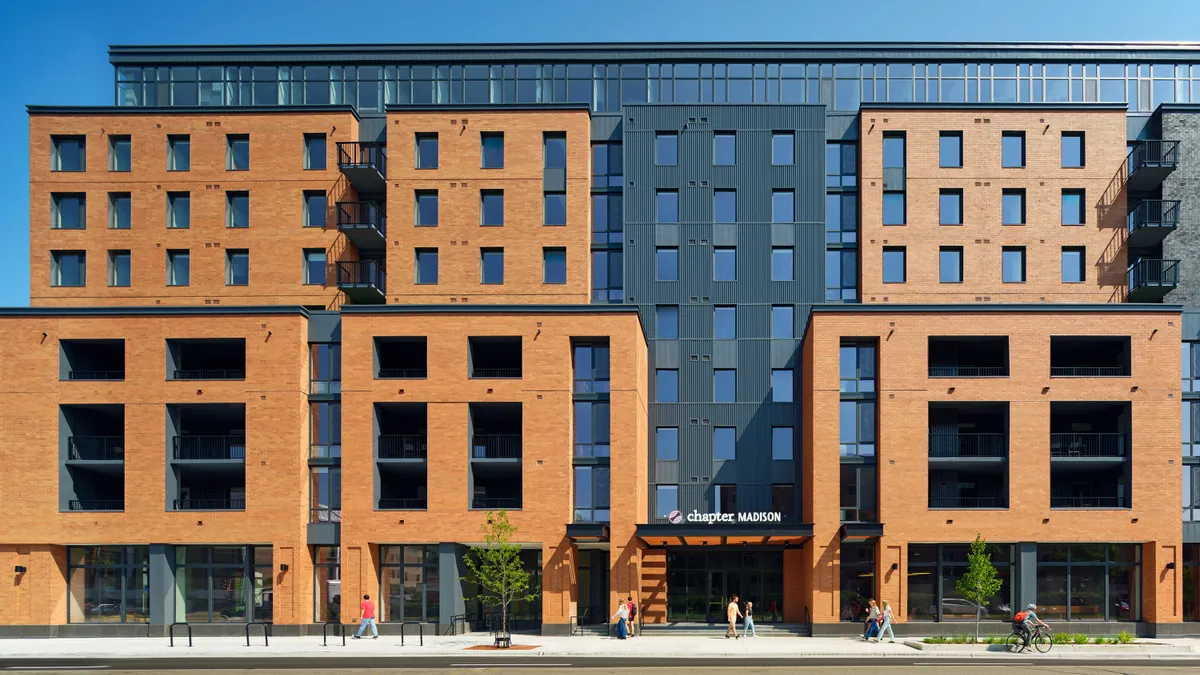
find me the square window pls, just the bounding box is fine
[304,133,327,170]
[939,247,963,283]
[304,191,327,227]
[167,250,190,286]
[52,193,85,230]
[714,427,736,460]
[656,428,679,461]
[773,132,795,165]
[939,131,963,167]
[655,485,679,518]
[773,190,795,223]
[1062,246,1086,283]
[772,369,794,402]
[108,250,130,287]
[656,369,679,403]
[481,190,504,226]
[1002,246,1026,283]
[226,191,249,228]
[656,305,679,339]
[226,249,249,286]
[51,251,85,287]
[544,192,567,225]
[226,134,250,170]
[544,132,567,169]
[1062,131,1085,168]
[480,248,504,284]
[657,190,679,223]
[714,190,736,223]
[714,369,736,403]
[481,132,504,169]
[939,189,963,225]
[109,135,131,172]
[772,247,794,281]
[656,247,679,281]
[1002,131,1025,168]
[714,247,736,281]
[415,248,438,285]
[1002,189,1026,225]
[714,132,736,165]
[543,247,567,284]
[108,193,131,229]
[771,305,794,339]
[714,306,736,339]
[883,192,906,225]
[303,249,326,285]
[52,135,85,171]
[656,132,678,165]
[415,133,438,169]
[167,192,190,229]
[772,427,794,460]
[1062,189,1085,225]
[415,191,438,226]
[883,133,906,168]
[882,246,906,283]
[167,135,190,171]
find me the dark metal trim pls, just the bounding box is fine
[387,103,591,113]
[566,523,610,541]
[341,303,641,315]
[840,523,885,540]
[27,105,360,120]
[0,305,310,318]
[811,302,1181,314]
[860,102,1129,111]
[635,523,814,538]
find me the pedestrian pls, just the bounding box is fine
[862,598,880,641]
[743,601,757,638]
[611,599,630,639]
[353,594,377,639]
[725,594,742,639]
[874,600,895,643]
[627,596,638,637]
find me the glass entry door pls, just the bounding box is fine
[666,549,784,624]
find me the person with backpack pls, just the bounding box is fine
[1014,604,1048,649]
[627,597,638,637]
[862,599,881,640]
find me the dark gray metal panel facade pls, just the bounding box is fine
[592,114,622,142]
[623,104,824,522]
[1162,110,1200,309]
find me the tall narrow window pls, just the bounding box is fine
[714,190,736,223]
[883,192,906,225]
[1062,246,1086,283]
[415,248,439,285]
[109,135,131,172]
[882,247,906,283]
[226,134,250,170]
[939,247,963,283]
[415,133,438,169]
[772,427,794,460]
[656,369,679,403]
[481,190,504,226]
[939,131,963,168]
[771,305,794,339]
[226,191,249,228]
[656,247,679,281]
[304,191,327,228]
[714,369,736,403]
[167,192,190,229]
[773,190,795,223]
[166,250,190,286]
[1001,131,1025,168]
[108,193,131,229]
[167,135,190,171]
[713,132,736,165]
[1062,189,1086,225]
[225,249,249,286]
[303,249,326,285]
[656,305,679,339]
[773,132,795,165]
[480,248,504,285]
[415,191,438,226]
[656,485,679,519]
[108,250,130,287]
[481,132,504,168]
[772,247,794,281]
[713,247,736,281]
[883,132,906,169]
[772,369,794,403]
[544,192,567,226]
[655,132,678,165]
[939,189,963,225]
[657,190,679,223]
[713,306,736,339]
[1002,189,1026,225]
[543,247,566,284]
[656,428,679,461]
[714,427,736,460]
[304,133,326,170]
[1062,131,1085,168]
[1002,247,1026,283]
[543,132,567,169]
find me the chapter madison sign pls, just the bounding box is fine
[667,509,783,525]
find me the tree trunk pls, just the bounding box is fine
[975,603,981,643]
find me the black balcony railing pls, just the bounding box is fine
[173,497,245,511]
[472,496,522,510]
[1127,139,1179,175]
[172,369,245,380]
[1049,366,1126,377]
[68,499,124,511]
[337,141,387,175]
[336,260,386,291]
[1050,433,1126,457]
[337,201,387,237]
[928,366,1006,378]
[1127,199,1181,233]
[1051,495,1124,509]
[928,496,1006,509]
[378,498,428,510]
[67,370,125,381]
[68,436,125,461]
[928,433,1007,458]
[1128,258,1180,291]
[378,435,428,459]
[378,368,428,379]
[471,434,522,459]
[470,368,522,379]
[172,435,246,460]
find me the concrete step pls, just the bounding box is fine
[639,623,811,638]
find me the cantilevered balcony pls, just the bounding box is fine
[337,260,386,304]
[1127,258,1179,302]
[1125,139,1178,192]
[1126,200,1179,248]
[337,141,387,192]
[337,201,386,250]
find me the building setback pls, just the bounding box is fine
[1,41,1198,636]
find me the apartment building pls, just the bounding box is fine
[0,42,1197,636]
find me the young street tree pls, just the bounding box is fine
[955,534,1004,642]
[464,510,540,638]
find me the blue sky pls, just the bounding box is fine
[1,0,1197,307]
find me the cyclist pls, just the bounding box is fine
[1019,603,1049,648]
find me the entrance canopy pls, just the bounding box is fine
[635,522,814,547]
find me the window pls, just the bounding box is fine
[543,247,566,284]
[574,466,610,523]
[109,135,131,171]
[714,190,736,223]
[225,249,249,286]
[175,546,272,622]
[544,192,567,226]
[839,399,876,456]
[1034,544,1140,621]
[772,369,794,403]
[656,305,679,339]
[714,369,736,403]
[166,250,189,286]
[714,306,736,339]
[906,544,1016,622]
[883,132,906,169]
[310,467,341,524]
[303,249,326,285]
[415,248,438,284]
[592,142,623,188]
[167,192,190,229]
[304,191,326,227]
[714,484,737,513]
[415,133,438,168]
[592,194,623,243]
[773,132,795,165]
[714,247,736,281]
[714,427,736,460]
[656,427,679,461]
[656,369,679,403]
[1002,189,1026,225]
[108,250,130,287]
[939,131,963,168]
[543,132,567,169]
[939,189,963,225]
[309,344,341,396]
[826,249,858,301]
[1062,246,1086,283]
[840,343,877,393]
[481,132,504,168]
[167,135,190,171]
[223,191,250,229]
[1001,131,1025,168]
[415,191,438,226]
[52,135,85,171]
[573,403,611,457]
[883,192,906,225]
[655,485,679,519]
[481,190,504,226]
[379,546,439,623]
[52,251,85,287]
[826,193,858,243]
[573,343,610,393]
[480,248,504,284]
[1062,132,1085,168]
[656,190,679,223]
[108,193,131,229]
[66,547,149,624]
[226,134,249,170]
[655,132,678,165]
[1002,247,1026,283]
[1184,343,1200,395]
[772,427,794,460]
[882,247,906,283]
[826,142,857,187]
[52,193,85,229]
[771,247,794,281]
[939,247,963,283]
[304,133,326,170]
[773,484,795,518]
[713,132,736,165]
[656,247,679,281]
[1062,189,1085,225]
[592,250,623,302]
[772,190,795,223]
[771,305,794,339]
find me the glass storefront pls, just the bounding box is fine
[314,546,341,622]
[175,546,273,622]
[461,549,543,629]
[67,546,149,623]
[1036,544,1139,621]
[380,545,440,622]
[840,544,875,622]
[665,550,784,623]
[1182,544,1198,622]
[907,544,1014,621]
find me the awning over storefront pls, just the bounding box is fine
[635,523,814,547]
[840,522,884,543]
[566,523,610,542]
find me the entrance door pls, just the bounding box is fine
[707,570,724,623]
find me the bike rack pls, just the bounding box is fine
[168,622,192,647]
[245,621,270,647]
[400,621,424,646]
[322,621,345,647]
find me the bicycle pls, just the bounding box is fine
[1004,624,1052,654]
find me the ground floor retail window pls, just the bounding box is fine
[1184,544,1199,622]
[314,546,340,622]
[907,543,1013,621]
[175,545,273,623]
[1036,544,1139,621]
[840,543,875,621]
[67,546,149,623]
[463,549,543,629]
[665,549,784,624]
[381,545,440,622]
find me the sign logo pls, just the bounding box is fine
[667,510,684,524]
[681,510,783,524]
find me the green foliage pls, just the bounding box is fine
[1071,633,1090,645]
[463,511,540,636]
[922,633,978,644]
[1051,632,1072,644]
[1093,636,1116,644]
[982,635,1005,644]
[1117,630,1136,644]
[954,534,1004,641]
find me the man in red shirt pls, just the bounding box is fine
[353,594,378,639]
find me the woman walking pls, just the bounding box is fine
[743,601,758,638]
[611,599,630,639]
[862,599,880,640]
[873,600,895,643]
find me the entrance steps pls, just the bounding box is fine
[639,622,811,637]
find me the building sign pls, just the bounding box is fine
[667,509,783,524]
